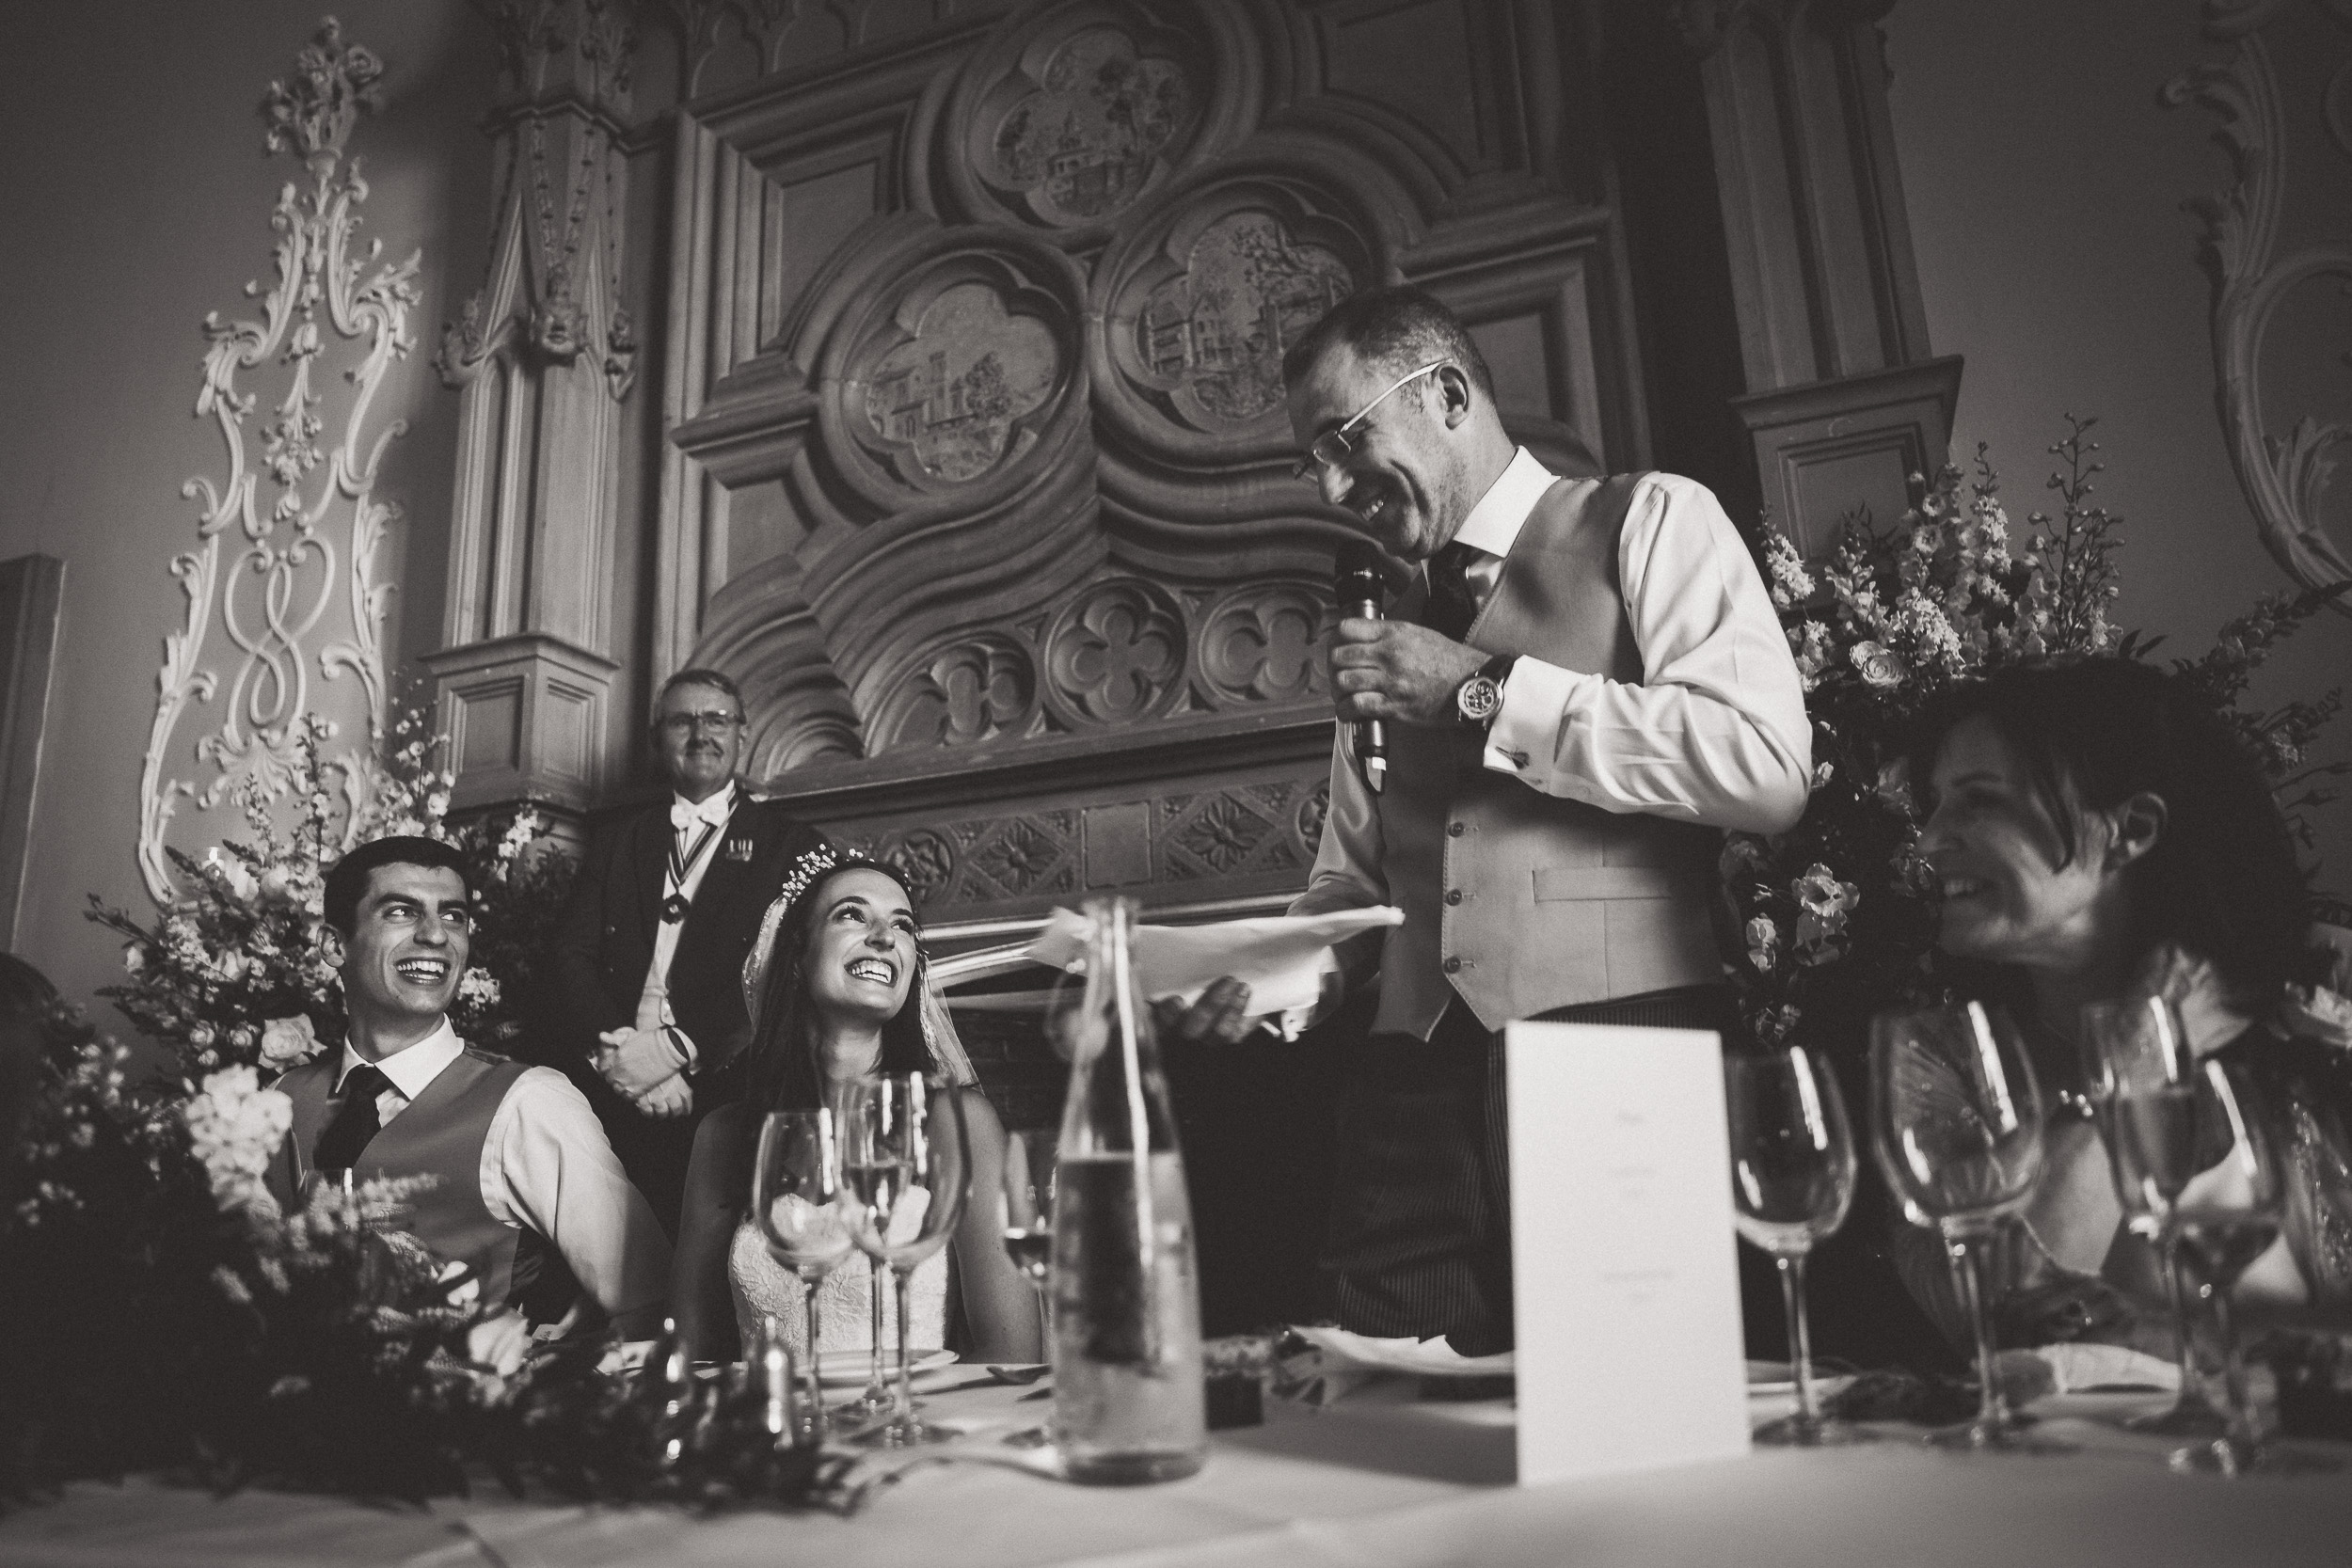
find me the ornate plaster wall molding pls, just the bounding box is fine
[138,20,418,902]
[2166,8,2352,608]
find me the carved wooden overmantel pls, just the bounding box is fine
[1673,0,1963,550]
[427,0,643,813]
[648,0,1645,927]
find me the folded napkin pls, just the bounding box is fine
[1274,1325,1514,1406]
[1025,906,1402,1028]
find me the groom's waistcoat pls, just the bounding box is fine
[1374,474,1722,1037]
[277,1047,534,1308]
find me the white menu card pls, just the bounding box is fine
[1505,1022,1749,1485]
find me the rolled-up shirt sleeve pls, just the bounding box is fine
[1482,473,1810,834]
[482,1067,673,1334]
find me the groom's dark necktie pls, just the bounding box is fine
[1422,543,1481,641]
[314,1064,393,1176]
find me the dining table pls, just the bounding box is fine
[2,1372,2346,1568]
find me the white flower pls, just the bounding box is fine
[1744,915,1781,973]
[1849,641,1908,689]
[204,847,260,903]
[457,969,501,1009]
[1793,864,1860,919]
[258,1015,321,1069]
[121,943,145,974]
[185,1066,292,1212]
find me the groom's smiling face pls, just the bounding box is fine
[334,863,472,1032]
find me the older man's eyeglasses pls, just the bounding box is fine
[1291,360,1448,483]
[659,710,744,737]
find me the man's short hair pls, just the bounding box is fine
[324,835,472,938]
[1280,284,1495,403]
[655,667,744,721]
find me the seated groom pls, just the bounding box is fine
[548,668,829,1234]
[267,835,670,1338]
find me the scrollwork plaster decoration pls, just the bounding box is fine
[137,19,419,904]
[2165,23,2352,608]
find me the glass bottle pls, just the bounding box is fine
[1049,895,1207,1483]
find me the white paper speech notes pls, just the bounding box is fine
[1504,1022,1749,1485]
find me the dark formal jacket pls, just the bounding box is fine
[548,789,829,1084]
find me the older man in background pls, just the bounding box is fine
[548,669,829,1235]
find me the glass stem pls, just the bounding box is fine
[894,1265,918,1433]
[1777,1252,1818,1427]
[802,1277,827,1441]
[2208,1287,2258,1456]
[868,1256,887,1400]
[1947,1232,2008,1432]
[2157,1232,2206,1407]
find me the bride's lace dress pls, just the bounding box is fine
[728,1220,950,1357]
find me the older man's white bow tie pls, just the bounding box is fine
[663,794,731,923]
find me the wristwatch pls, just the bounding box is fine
[1454,654,1517,728]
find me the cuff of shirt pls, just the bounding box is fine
[1482,655,1591,780]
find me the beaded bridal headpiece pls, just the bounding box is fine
[739,844,977,1085]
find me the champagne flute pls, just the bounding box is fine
[1724,1046,1871,1446]
[1000,1129,1058,1337]
[752,1109,855,1443]
[2080,996,2229,1437]
[1871,1000,2061,1450]
[840,1071,973,1446]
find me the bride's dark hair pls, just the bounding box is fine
[743,858,935,1111]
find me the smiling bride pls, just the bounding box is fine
[668,849,1042,1365]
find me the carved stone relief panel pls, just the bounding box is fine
[644,0,1644,924]
[863,573,1333,755]
[829,761,1329,922]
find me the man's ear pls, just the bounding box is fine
[318,924,346,973]
[1435,362,1475,430]
[2103,791,2167,871]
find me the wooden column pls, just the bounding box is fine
[427,0,639,813]
[1676,0,1962,549]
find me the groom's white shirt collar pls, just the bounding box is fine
[335,1016,461,1101]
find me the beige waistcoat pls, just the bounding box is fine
[1361,474,1723,1037]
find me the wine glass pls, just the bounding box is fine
[2143,1059,2320,1476]
[839,1072,973,1446]
[1871,1000,2060,1450]
[1724,1046,1871,1446]
[751,1109,855,1443]
[2080,996,2229,1437]
[1000,1129,1058,1337]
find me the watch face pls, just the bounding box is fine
[1456,675,1502,723]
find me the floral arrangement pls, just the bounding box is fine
[87,704,574,1076]
[1724,417,2348,1054]
[1,1007,849,1511]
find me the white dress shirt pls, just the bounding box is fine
[335,1020,672,1322]
[1447,447,1810,833]
[634,781,738,1065]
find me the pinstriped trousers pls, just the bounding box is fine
[1322,983,1736,1356]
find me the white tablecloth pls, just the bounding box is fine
[3,1385,2347,1567]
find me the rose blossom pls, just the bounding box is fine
[259,1014,320,1069]
[1849,641,1908,689]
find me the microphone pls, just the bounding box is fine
[1334,543,1388,794]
